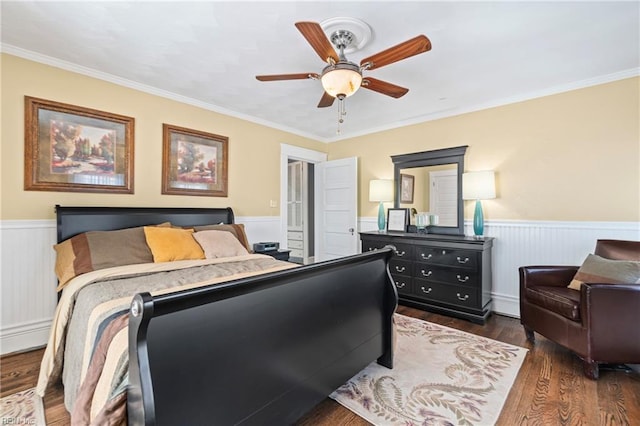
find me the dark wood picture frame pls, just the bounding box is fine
[24,96,134,193]
[399,173,415,203]
[162,124,228,197]
[387,208,410,232]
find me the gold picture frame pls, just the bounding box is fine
[24,96,134,193]
[162,124,228,197]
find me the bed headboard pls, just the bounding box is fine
[55,205,235,243]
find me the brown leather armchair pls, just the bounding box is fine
[519,239,640,379]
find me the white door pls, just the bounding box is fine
[315,157,358,262]
[429,169,458,226]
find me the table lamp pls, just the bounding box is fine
[462,171,496,237]
[369,179,394,231]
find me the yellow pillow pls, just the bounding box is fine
[143,227,205,262]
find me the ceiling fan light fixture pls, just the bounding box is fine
[320,62,362,98]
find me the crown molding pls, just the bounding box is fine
[3,43,637,145]
[1,43,326,142]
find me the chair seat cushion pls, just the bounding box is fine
[525,285,581,321]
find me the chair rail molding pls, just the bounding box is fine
[1,217,638,353]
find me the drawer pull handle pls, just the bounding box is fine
[395,250,406,257]
[420,286,432,294]
[420,270,432,277]
[456,293,469,301]
[420,253,433,260]
[457,275,470,283]
[395,281,406,289]
[442,250,446,255]
[395,266,406,273]
[456,256,470,264]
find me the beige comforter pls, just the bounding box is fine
[36,254,297,423]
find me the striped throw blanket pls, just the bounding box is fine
[36,254,297,424]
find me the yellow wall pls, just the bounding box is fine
[2,54,638,223]
[0,54,327,220]
[328,77,640,222]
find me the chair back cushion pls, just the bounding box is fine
[595,240,640,261]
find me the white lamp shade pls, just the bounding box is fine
[369,179,394,202]
[321,68,362,98]
[463,171,496,200]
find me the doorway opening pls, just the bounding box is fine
[280,144,327,264]
[287,160,315,264]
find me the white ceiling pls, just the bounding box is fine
[2,1,638,142]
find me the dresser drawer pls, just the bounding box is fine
[287,231,303,241]
[389,243,414,260]
[414,247,478,269]
[389,259,411,276]
[412,280,480,309]
[413,263,479,287]
[362,239,387,252]
[289,248,303,258]
[391,275,412,295]
[287,239,303,249]
[361,240,413,260]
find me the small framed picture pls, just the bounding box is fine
[162,124,228,197]
[387,208,410,232]
[400,173,414,203]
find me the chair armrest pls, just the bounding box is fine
[519,265,579,290]
[582,284,640,355]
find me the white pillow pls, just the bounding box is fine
[193,230,250,259]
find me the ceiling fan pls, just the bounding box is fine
[256,21,432,109]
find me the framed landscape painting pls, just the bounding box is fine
[24,97,134,193]
[162,124,228,197]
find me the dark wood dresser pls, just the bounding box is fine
[360,231,494,324]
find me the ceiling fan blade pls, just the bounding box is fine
[256,73,319,81]
[361,77,409,98]
[360,35,431,71]
[317,92,335,108]
[295,21,339,64]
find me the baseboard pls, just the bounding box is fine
[0,319,51,355]
[491,292,520,318]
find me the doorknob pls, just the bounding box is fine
[348,228,354,235]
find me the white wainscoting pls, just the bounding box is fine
[1,217,638,354]
[0,216,281,355]
[236,216,282,248]
[359,218,639,317]
[0,220,57,354]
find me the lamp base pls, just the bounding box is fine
[473,200,484,236]
[377,201,386,231]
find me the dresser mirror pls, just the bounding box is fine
[391,145,468,235]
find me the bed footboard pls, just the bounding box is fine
[128,248,397,425]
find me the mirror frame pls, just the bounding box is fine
[391,145,468,236]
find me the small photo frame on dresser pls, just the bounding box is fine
[387,208,410,232]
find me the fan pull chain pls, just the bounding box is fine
[336,97,347,135]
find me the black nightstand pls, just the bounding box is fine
[255,249,290,262]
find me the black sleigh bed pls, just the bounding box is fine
[39,206,398,425]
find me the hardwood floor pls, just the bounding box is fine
[2,305,639,425]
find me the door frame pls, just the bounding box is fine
[280,144,327,252]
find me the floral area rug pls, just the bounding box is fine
[0,387,46,425]
[331,314,528,426]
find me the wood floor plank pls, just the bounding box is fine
[1,306,638,425]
